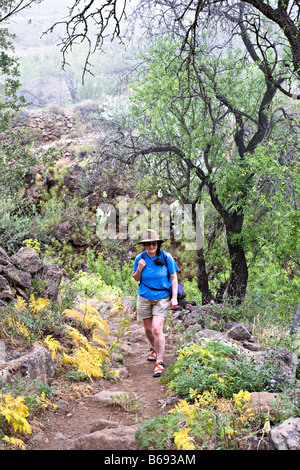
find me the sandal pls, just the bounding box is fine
[147,348,157,362]
[153,361,165,378]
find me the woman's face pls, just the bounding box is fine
[145,241,158,257]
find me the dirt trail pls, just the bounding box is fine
[29,317,176,451]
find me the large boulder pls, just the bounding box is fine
[12,247,44,274]
[0,344,55,384]
[269,418,300,450]
[38,264,64,301]
[72,424,140,450]
[226,323,252,341]
[1,266,32,289]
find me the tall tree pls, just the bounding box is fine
[106,26,296,303]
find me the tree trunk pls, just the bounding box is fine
[290,303,300,335]
[225,213,248,303]
[196,247,215,305]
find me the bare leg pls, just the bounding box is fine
[143,317,155,349]
[143,316,165,364]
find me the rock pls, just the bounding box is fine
[99,302,114,318]
[0,275,15,299]
[127,327,145,343]
[190,304,216,315]
[39,264,63,301]
[114,367,130,379]
[244,435,270,450]
[71,424,140,450]
[178,299,196,309]
[172,311,183,321]
[0,246,63,304]
[193,328,226,342]
[0,247,11,262]
[226,323,252,341]
[92,390,138,406]
[264,348,298,383]
[173,305,183,311]
[182,303,223,329]
[0,344,55,384]
[89,419,120,433]
[1,266,32,288]
[118,342,134,355]
[182,310,205,328]
[32,434,43,442]
[55,432,66,440]
[243,341,262,351]
[54,221,72,243]
[269,418,300,450]
[249,392,279,414]
[12,247,44,274]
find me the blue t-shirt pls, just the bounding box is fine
[133,250,178,300]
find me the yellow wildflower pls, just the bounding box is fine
[14,296,27,312]
[3,436,26,450]
[29,294,50,314]
[173,428,195,450]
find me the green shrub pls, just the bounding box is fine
[87,250,137,297]
[0,197,37,254]
[167,339,285,399]
[70,270,122,300]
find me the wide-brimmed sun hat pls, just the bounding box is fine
[135,229,164,245]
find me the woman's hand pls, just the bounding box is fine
[138,258,146,271]
[169,296,178,309]
[132,258,146,282]
[169,273,178,309]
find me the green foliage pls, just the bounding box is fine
[129,35,299,305]
[0,376,55,414]
[137,389,258,450]
[137,336,299,450]
[0,25,24,115]
[69,270,122,300]
[267,383,300,423]
[166,339,285,399]
[136,413,181,450]
[0,197,36,254]
[86,250,137,297]
[182,279,202,305]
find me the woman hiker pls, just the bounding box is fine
[132,229,179,378]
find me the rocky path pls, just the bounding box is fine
[29,320,176,451]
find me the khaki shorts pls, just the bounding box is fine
[137,295,170,320]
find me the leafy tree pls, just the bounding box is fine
[121,31,298,304]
